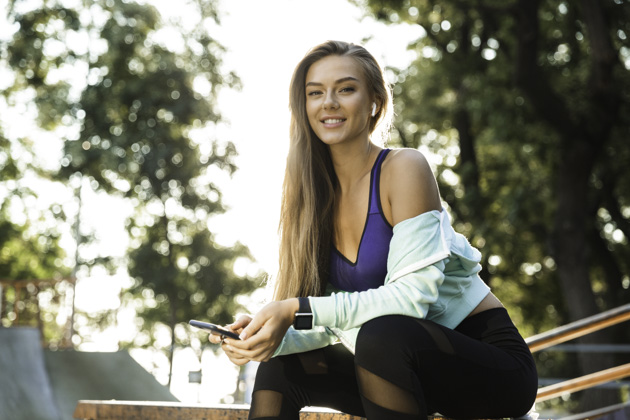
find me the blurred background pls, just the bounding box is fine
[0,0,629,418]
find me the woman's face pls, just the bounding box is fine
[305,55,373,147]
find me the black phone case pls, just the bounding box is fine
[189,320,241,340]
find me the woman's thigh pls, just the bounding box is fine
[354,310,537,418]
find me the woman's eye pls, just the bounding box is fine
[340,87,355,93]
[307,90,322,96]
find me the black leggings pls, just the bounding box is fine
[248,308,538,420]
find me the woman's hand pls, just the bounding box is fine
[207,315,251,344]
[207,315,254,366]
[222,298,299,363]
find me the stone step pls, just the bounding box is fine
[73,400,528,419]
[73,400,367,419]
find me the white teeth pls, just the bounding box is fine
[323,119,344,124]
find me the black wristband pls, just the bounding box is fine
[297,297,311,313]
[293,297,313,330]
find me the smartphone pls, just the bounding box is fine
[189,320,241,340]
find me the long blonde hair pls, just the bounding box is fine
[275,41,392,300]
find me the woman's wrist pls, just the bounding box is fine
[288,297,300,320]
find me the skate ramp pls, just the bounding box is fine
[45,350,178,419]
[0,327,61,420]
[0,327,178,420]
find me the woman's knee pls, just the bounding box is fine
[253,354,295,391]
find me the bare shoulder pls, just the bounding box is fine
[381,148,441,225]
[382,148,436,188]
[384,148,432,175]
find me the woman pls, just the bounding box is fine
[209,40,538,420]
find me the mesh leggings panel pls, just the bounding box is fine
[249,345,365,420]
[356,365,422,418]
[249,390,283,419]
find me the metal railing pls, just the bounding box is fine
[525,303,630,403]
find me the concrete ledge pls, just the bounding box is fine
[73,400,367,419]
[73,400,531,419]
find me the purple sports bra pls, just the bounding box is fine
[329,149,393,292]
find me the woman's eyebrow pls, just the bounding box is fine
[305,76,359,87]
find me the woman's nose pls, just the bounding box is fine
[323,91,339,109]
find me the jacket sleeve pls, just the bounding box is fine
[273,326,338,357]
[309,210,451,330]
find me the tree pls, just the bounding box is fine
[358,0,630,412]
[0,72,72,345]
[3,0,260,385]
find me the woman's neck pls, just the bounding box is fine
[329,141,381,193]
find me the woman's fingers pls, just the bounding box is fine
[224,343,272,362]
[238,315,265,340]
[225,353,249,366]
[222,342,250,365]
[223,334,275,362]
[208,332,224,344]
[231,315,252,331]
[208,317,249,345]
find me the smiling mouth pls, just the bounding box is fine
[322,118,345,124]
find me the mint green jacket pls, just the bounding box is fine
[273,209,491,357]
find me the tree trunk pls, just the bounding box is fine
[167,303,176,389]
[551,137,618,410]
[513,0,619,410]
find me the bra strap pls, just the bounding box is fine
[369,149,390,214]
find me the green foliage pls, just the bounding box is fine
[0,174,72,341]
[359,0,630,410]
[0,136,19,179]
[2,0,259,379]
[0,212,66,280]
[0,103,70,341]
